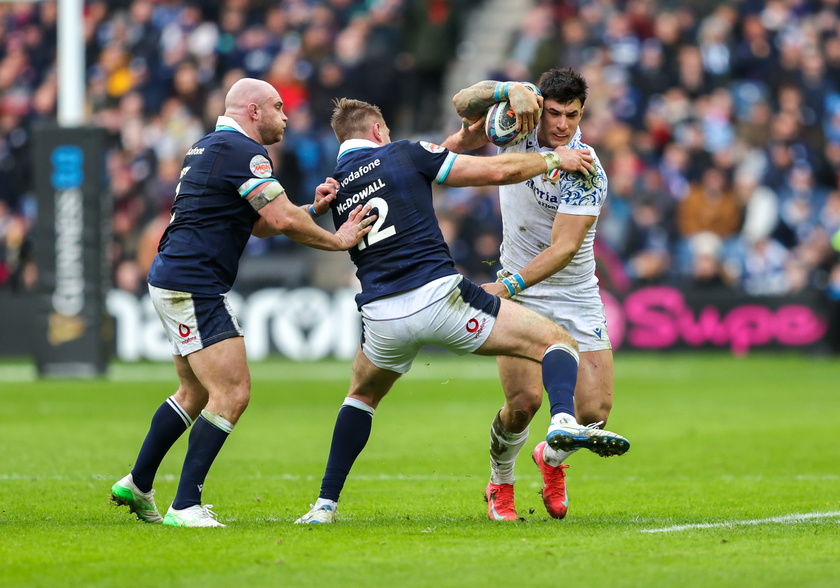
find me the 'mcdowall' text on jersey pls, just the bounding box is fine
[336,178,386,214]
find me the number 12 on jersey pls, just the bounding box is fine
[356,197,396,251]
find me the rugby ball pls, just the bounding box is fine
[484,83,541,147]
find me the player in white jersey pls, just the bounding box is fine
[444,67,621,521]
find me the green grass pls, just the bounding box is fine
[1,353,839,587]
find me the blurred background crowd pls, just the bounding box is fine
[1,0,839,305]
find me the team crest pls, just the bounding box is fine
[543,168,562,184]
[420,141,445,153]
[249,154,272,178]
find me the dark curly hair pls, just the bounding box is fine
[538,67,588,106]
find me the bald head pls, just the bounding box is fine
[222,77,287,146]
[225,78,278,116]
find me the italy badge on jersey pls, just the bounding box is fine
[544,168,562,184]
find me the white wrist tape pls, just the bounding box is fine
[540,151,562,171]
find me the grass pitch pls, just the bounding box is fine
[1,352,838,587]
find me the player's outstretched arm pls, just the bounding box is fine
[250,181,374,250]
[443,152,548,186]
[443,146,593,187]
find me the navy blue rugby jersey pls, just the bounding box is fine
[331,139,460,308]
[148,119,275,294]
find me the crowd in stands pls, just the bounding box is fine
[1,0,839,308]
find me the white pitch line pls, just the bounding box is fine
[0,472,488,483]
[0,356,502,383]
[641,511,840,533]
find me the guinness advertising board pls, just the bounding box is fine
[32,125,111,377]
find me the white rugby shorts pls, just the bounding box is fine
[499,270,612,352]
[360,274,501,373]
[149,285,244,356]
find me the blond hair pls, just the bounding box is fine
[330,98,384,142]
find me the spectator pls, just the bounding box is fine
[400,0,467,135]
[676,167,743,276]
[685,231,734,290]
[623,197,673,286]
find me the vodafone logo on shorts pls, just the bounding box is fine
[178,323,197,344]
[466,317,487,338]
[250,154,272,178]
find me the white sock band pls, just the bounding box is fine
[544,342,579,364]
[166,396,193,427]
[200,409,233,433]
[341,396,375,416]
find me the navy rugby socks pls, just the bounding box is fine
[542,344,579,418]
[171,411,232,510]
[131,396,192,493]
[319,399,374,502]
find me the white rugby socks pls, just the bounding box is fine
[489,411,529,485]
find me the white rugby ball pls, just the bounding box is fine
[484,82,541,147]
[485,101,523,147]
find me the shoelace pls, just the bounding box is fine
[199,505,219,520]
[489,485,516,509]
[538,448,569,480]
[544,463,569,483]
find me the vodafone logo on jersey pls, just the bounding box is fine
[250,154,272,178]
[420,141,445,154]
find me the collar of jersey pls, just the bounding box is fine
[565,128,583,149]
[337,139,380,161]
[215,115,248,136]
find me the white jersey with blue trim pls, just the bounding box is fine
[497,127,608,286]
[330,139,460,308]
